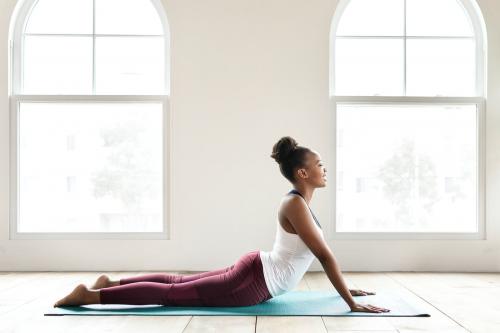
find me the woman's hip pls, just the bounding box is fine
[231,250,272,304]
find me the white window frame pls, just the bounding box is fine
[8,0,172,240]
[329,0,487,240]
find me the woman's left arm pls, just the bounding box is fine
[318,253,357,308]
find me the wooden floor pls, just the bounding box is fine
[1,271,499,333]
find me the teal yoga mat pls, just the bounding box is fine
[45,291,430,317]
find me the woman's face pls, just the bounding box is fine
[299,151,328,187]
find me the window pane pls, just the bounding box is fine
[406,38,476,96]
[95,37,165,94]
[23,36,93,94]
[19,103,164,233]
[95,0,164,35]
[334,38,404,96]
[25,0,93,34]
[336,0,404,36]
[406,0,474,37]
[336,104,477,232]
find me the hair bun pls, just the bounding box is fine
[270,136,299,164]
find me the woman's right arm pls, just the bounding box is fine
[283,196,390,313]
[318,252,356,308]
[319,253,389,313]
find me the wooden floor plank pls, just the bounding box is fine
[467,272,500,286]
[349,272,470,332]
[256,315,328,333]
[0,272,49,294]
[0,272,96,333]
[388,272,500,333]
[183,316,255,333]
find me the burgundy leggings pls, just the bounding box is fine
[99,250,273,307]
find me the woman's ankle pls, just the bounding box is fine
[92,290,101,304]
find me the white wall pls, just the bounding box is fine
[0,0,499,271]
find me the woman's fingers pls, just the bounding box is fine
[353,289,376,296]
[360,304,388,313]
[350,302,390,313]
[365,305,382,313]
[367,304,390,312]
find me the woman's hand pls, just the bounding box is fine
[350,302,390,313]
[349,289,375,296]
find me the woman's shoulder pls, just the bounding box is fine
[279,192,306,212]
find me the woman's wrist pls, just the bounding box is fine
[347,300,357,309]
[345,292,357,308]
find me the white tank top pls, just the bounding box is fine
[260,215,324,297]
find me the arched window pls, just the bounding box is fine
[330,0,486,238]
[9,0,170,239]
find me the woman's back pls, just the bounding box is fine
[259,189,324,297]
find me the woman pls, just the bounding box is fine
[54,136,390,313]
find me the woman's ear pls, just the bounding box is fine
[297,168,308,179]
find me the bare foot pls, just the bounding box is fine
[90,274,112,289]
[53,283,98,307]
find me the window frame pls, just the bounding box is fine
[330,0,486,97]
[8,0,171,240]
[329,0,487,240]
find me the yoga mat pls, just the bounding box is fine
[45,291,430,317]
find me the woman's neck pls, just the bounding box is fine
[291,186,314,205]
